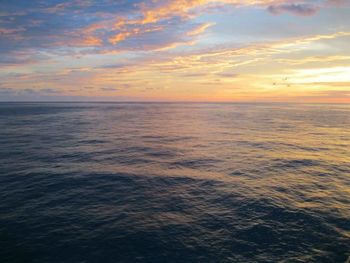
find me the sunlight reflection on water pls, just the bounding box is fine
[0,103,349,262]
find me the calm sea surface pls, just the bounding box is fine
[0,102,349,263]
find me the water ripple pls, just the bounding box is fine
[0,102,349,262]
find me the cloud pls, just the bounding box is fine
[0,88,16,94]
[325,0,349,7]
[186,22,214,36]
[216,72,239,78]
[276,55,350,65]
[305,82,350,88]
[101,87,118,91]
[315,90,350,97]
[267,4,319,16]
[0,0,334,62]
[16,88,62,95]
[291,89,350,101]
[40,88,61,94]
[0,0,349,102]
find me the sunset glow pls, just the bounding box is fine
[0,0,349,102]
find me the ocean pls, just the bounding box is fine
[0,102,349,262]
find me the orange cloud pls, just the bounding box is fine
[80,36,103,46]
[109,25,163,45]
[76,0,332,51]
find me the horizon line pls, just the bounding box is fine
[0,101,349,104]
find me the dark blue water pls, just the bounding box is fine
[0,102,349,263]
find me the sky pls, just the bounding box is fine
[0,0,349,102]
